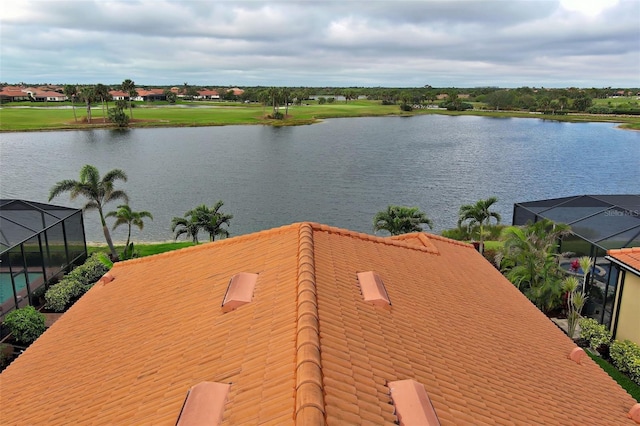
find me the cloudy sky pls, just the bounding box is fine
[2,0,639,88]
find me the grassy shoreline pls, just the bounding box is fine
[2,100,639,132]
[87,241,195,257]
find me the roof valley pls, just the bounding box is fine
[294,223,325,425]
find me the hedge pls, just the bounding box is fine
[44,253,110,312]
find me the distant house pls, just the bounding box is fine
[133,88,166,102]
[196,89,220,100]
[31,91,67,102]
[17,87,67,102]
[0,87,30,102]
[606,247,640,345]
[108,90,129,101]
[1,222,637,424]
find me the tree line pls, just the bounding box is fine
[35,81,640,128]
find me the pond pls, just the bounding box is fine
[1,114,638,243]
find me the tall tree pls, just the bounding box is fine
[282,87,291,116]
[373,205,433,236]
[49,165,128,259]
[64,84,78,122]
[95,84,110,122]
[267,87,281,117]
[258,89,270,115]
[105,204,153,250]
[121,79,137,119]
[78,86,96,123]
[457,197,501,254]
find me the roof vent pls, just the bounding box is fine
[99,272,114,285]
[222,272,258,313]
[176,381,230,426]
[568,347,585,364]
[628,403,640,423]
[388,379,441,426]
[356,271,391,307]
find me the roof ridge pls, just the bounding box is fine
[424,232,475,248]
[307,222,440,254]
[294,223,325,425]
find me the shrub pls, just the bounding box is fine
[579,318,612,348]
[44,283,71,312]
[441,227,468,240]
[610,340,640,385]
[3,306,46,345]
[66,254,109,286]
[44,253,110,312]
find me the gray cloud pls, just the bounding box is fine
[1,0,638,87]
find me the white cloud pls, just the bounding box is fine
[560,0,619,16]
[0,0,638,87]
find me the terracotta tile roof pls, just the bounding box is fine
[608,247,640,274]
[1,222,637,425]
[198,90,220,96]
[109,90,128,97]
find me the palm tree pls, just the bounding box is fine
[171,201,233,243]
[373,205,433,236]
[64,84,78,122]
[497,219,571,313]
[121,79,136,119]
[267,87,281,117]
[282,87,291,116]
[457,197,501,254]
[171,214,203,244]
[95,84,110,123]
[78,86,96,123]
[200,201,233,241]
[105,204,153,250]
[49,165,128,259]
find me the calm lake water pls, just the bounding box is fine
[1,115,638,243]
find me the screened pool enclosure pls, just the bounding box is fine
[513,195,640,331]
[0,200,87,316]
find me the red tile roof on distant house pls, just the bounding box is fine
[109,90,128,97]
[198,89,220,96]
[137,88,165,96]
[32,91,66,98]
[608,247,640,275]
[0,223,637,425]
[0,87,28,97]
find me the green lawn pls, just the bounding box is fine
[2,100,640,131]
[88,241,195,258]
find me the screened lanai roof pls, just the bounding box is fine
[0,199,82,252]
[513,195,640,250]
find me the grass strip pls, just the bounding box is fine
[87,241,195,258]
